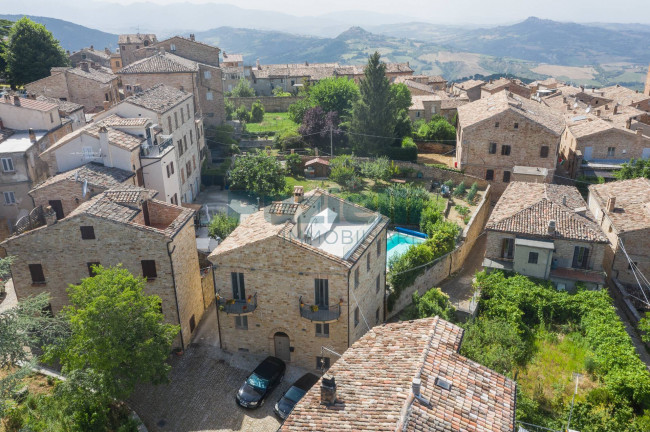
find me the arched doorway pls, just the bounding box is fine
[273,332,290,362]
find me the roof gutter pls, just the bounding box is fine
[166,239,184,350]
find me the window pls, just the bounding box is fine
[174,112,179,129]
[354,268,359,288]
[540,146,549,158]
[171,194,178,205]
[502,171,511,183]
[488,143,497,154]
[204,70,211,79]
[82,147,94,160]
[81,54,87,59]
[628,262,639,270]
[501,238,514,259]
[495,122,500,128]
[485,170,494,181]
[136,45,139,49]
[49,112,54,123]
[354,307,360,327]
[170,43,176,51]
[315,323,329,338]
[314,278,329,307]
[167,116,172,133]
[376,307,380,324]
[366,253,370,271]
[187,103,190,118]
[376,274,381,293]
[377,237,382,256]
[183,136,188,152]
[1,158,14,172]
[528,252,539,264]
[180,107,184,123]
[190,130,194,145]
[29,264,45,284]
[193,155,196,170]
[235,316,248,330]
[501,145,511,156]
[416,111,421,118]
[105,93,109,101]
[607,147,615,157]
[572,246,590,269]
[166,164,171,178]
[181,168,185,184]
[87,262,100,277]
[80,226,95,240]
[189,315,196,333]
[116,61,120,67]
[121,45,125,50]
[316,356,330,369]
[231,272,246,300]
[169,162,174,174]
[206,91,214,101]
[3,191,16,205]
[178,140,184,156]
[141,260,157,279]
[514,122,519,129]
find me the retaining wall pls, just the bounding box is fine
[227,96,302,112]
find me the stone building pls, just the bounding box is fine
[208,188,389,370]
[394,75,447,92]
[35,96,86,131]
[117,52,225,126]
[456,91,564,196]
[645,64,650,97]
[484,182,608,290]
[408,95,443,122]
[281,317,516,432]
[451,79,485,102]
[222,52,243,68]
[94,84,205,203]
[118,33,158,66]
[574,84,650,113]
[24,63,120,112]
[588,179,650,292]
[1,185,204,349]
[69,46,111,68]
[481,78,532,99]
[110,53,123,73]
[132,35,220,67]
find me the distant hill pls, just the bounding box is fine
[0,14,118,52]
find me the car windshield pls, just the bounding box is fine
[284,386,307,403]
[246,373,269,390]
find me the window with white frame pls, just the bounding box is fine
[82,147,94,160]
[206,91,213,100]
[3,191,16,204]
[170,44,176,51]
[204,70,211,79]
[1,158,14,172]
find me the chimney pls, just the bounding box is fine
[305,61,309,66]
[190,34,195,41]
[562,195,567,206]
[256,58,260,69]
[66,50,70,56]
[79,62,89,72]
[91,62,100,70]
[44,206,57,226]
[637,129,643,136]
[90,45,94,50]
[547,220,556,235]
[314,147,319,157]
[159,46,165,54]
[28,128,36,143]
[596,109,601,117]
[0,118,3,130]
[103,100,110,111]
[105,47,111,55]
[320,374,336,406]
[626,118,632,129]
[613,105,618,114]
[13,95,20,106]
[605,104,609,110]
[580,85,584,92]
[293,185,304,203]
[127,36,131,43]
[412,378,422,396]
[98,126,109,164]
[607,196,616,213]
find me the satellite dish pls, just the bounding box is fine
[82,180,88,198]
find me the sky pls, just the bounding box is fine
[102,0,650,24]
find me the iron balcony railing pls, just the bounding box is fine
[299,296,341,322]
[13,206,46,235]
[217,292,257,315]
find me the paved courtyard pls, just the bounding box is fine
[129,305,308,432]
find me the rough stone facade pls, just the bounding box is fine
[133,36,220,67]
[226,96,302,113]
[119,34,158,66]
[69,47,111,68]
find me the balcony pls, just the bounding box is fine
[299,296,341,322]
[217,292,257,315]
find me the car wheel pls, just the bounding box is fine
[260,399,265,407]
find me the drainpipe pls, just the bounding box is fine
[347,266,351,348]
[212,264,222,349]
[166,239,184,350]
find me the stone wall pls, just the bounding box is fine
[416,141,455,154]
[227,96,302,113]
[387,185,491,318]
[393,161,490,189]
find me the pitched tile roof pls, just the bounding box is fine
[222,52,243,63]
[305,157,330,166]
[268,202,300,215]
[66,65,117,84]
[73,47,110,60]
[410,94,444,110]
[0,95,58,112]
[251,62,412,81]
[483,78,529,92]
[588,178,650,233]
[597,85,650,107]
[118,52,199,74]
[487,182,607,242]
[35,95,84,114]
[281,317,516,432]
[458,91,565,135]
[124,84,192,113]
[402,79,437,93]
[118,34,157,44]
[30,162,134,193]
[453,79,485,90]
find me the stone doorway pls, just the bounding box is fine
[273,332,290,362]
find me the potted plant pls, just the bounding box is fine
[227,299,236,305]
[173,347,184,356]
[310,304,319,312]
[247,294,252,303]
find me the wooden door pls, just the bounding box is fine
[274,332,290,362]
[48,200,64,220]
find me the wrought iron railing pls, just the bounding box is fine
[13,206,46,235]
[217,291,257,315]
[299,296,341,322]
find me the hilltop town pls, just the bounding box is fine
[1,15,650,432]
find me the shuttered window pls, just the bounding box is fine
[141,260,157,279]
[29,264,45,284]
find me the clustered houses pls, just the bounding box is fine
[484,182,608,290]
[481,77,532,99]
[1,185,204,349]
[118,33,158,67]
[281,317,516,432]
[451,79,485,101]
[24,63,120,113]
[208,187,389,370]
[68,46,112,68]
[456,91,564,196]
[95,84,205,203]
[131,35,220,67]
[588,179,650,293]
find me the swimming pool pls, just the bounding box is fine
[386,231,426,264]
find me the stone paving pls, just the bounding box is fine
[0,279,17,313]
[129,305,309,432]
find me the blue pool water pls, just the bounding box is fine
[386,231,426,263]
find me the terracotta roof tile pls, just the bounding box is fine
[118,52,199,74]
[66,65,117,84]
[30,162,134,192]
[35,95,84,114]
[268,202,300,215]
[588,178,650,233]
[118,34,157,44]
[0,96,58,112]
[124,84,192,113]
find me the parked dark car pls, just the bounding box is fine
[273,373,320,420]
[236,356,286,409]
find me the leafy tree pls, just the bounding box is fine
[285,152,302,175]
[208,212,239,239]
[402,287,456,321]
[229,150,287,200]
[414,115,456,142]
[308,77,360,119]
[359,156,393,181]
[0,19,13,81]
[329,154,357,185]
[230,78,255,97]
[272,87,292,97]
[298,106,343,151]
[419,203,443,235]
[224,99,235,121]
[46,265,178,402]
[250,100,265,123]
[390,82,412,113]
[613,158,650,180]
[288,97,314,124]
[235,105,250,123]
[3,17,69,87]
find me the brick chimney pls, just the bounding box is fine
[13,95,20,106]
[98,126,109,164]
[190,34,195,41]
[28,128,36,143]
[103,100,110,111]
[547,220,556,235]
[44,206,57,226]
[613,105,618,114]
[79,62,89,72]
[607,196,616,213]
[320,374,336,406]
[293,185,304,203]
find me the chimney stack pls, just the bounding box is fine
[320,374,337,406]
[580,85,584,92]
[547,220,556,235]
[596,109,601,117]
[90,45,94,50]
[159,46,165,54]
[103,100,110,111]
[13,95,20,106]
[412,378,422,396]
[637,129,643,136]
[613,105,618,114]
[562,195,567,206]
[626,118,632,129]
[607,196,616,213]
[28,128,36,143]
[79,62,89,72]
[0,117,3,130]
[256,58,260,69]
[66,50,70,56]
[190,34,195,41]
[105,47,111,55]
[293,185,304,203]
[44,206,57,225]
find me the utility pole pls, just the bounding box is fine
[566,372,581,432]
[330,126,333,157]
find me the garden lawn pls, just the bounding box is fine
[245,112,298,134]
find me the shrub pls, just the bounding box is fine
[454,205,469,216]
[452,182,466,197]
[235,105,250,123]
[274,130,304,151]
[344,175,364,191]
[230,78,255,97]
[224,99,235,121]
[401,287,456,321]
[443,179,454,190]
[285,153,302,175]
[250,100,265,123]
[208,212,239,239]
[384,137,417,162]
[420,202,443,234]
[329,154,358,185]
[466,182,478,202]
[359,156,393,181]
